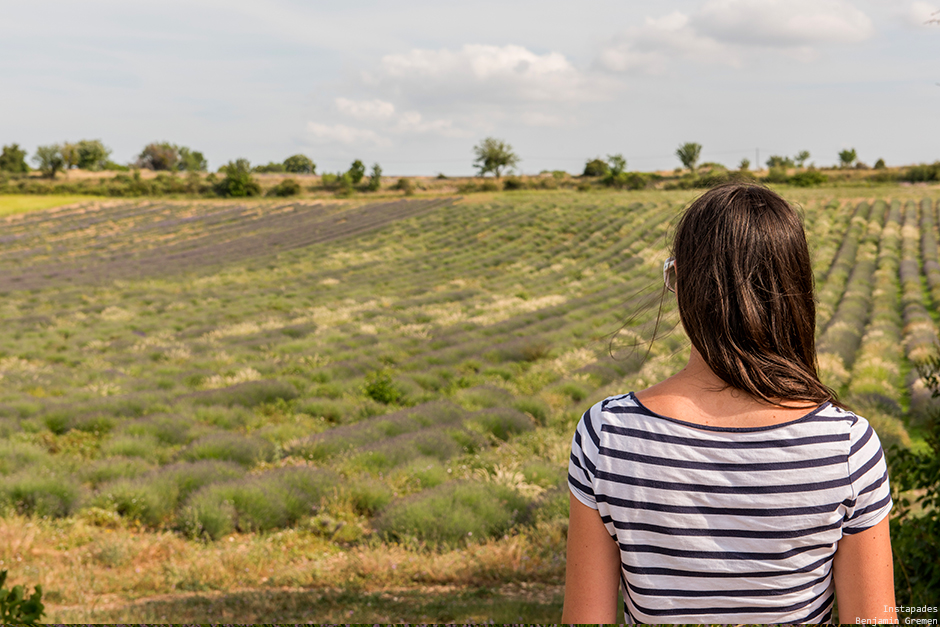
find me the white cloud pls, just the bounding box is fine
[392,111,469,137]
[306,122,389,146]
[335,97,396,120]
[694,0,874,47]
[597,11,736,74]
[376,44,607,102]
[598,0,874,73]
[903,1,939,25]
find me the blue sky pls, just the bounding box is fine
[1,0,937,174]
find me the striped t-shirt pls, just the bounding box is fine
[568,392,892,624]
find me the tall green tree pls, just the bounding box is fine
[838,148,858,168]
[347,159,366,185]
[676,142,702,173]
[473,137,519,179]
[214,159,261,197]
[367,163,382,191]
[0,144,29,173]
[283,154,315,174]
[583,157,609,177]
[76,140,111,171]
[60,142,80,169]
[794,150,811,168]
[137,142,180,170]
[32,145,64,179]
[178,147,207,172]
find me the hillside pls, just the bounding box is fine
[0,188,937,621]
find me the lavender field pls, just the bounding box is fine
[0,188,938,621]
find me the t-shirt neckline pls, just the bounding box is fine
[626,391,833,433]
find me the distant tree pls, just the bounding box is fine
[794,150,811,168]
[179,147,207,172]
[766,155,795,169]
[283,154,315,174]
[0,144,29,173]
[838,148,858,168]
[583,157,609,177]
[76,139,111,171]
[367,163,382,191]
[32,145,64,179]
[60,142,80,170]
[137,142,180,171]
[473,137,519,179]
[215,159,261,197]
[607,154,627,176]
[874,158,886,170]
[676,142,702,173]
[346,159,366,185]
[738,158,751,171]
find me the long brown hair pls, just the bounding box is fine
[672,183,839,407]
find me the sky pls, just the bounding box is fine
[1,0,937,175]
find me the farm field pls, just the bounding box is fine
[0,187,938,621]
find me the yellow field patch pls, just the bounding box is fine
[0,194,105,217]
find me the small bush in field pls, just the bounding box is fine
[375,481,530,546]
[121,414,194,445]
[266,178,301,197]
[181,467,337,539]
[191,379,298,407]
[0,442,49,476]
[789,169,828,187]
[84,457,155,487]
[363,370,403,405]
[468,408,535,441]
[513,398,549,426]
[297,399,345,423]
[0,474,82,518]
[502,176,525,190]
[394,178,414,195]
[158,460,246,502]
[345,478,393,515]
[101,435,163,461]
[0,569,45,625]
[479,180,499,192]
[93,477,177,527]
[180,432,276,467]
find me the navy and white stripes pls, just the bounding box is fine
[568,392,892,625]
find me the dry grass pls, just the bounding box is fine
[0,514,566,621]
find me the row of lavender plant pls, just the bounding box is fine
[817,200,886,387]
[920,198,940,309]
[815,201,871,333]
[899,200,940,421]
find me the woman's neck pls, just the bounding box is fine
[634,346,821,429]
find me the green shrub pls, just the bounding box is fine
[513,398,549,426]
[0,569,45,625]
[92,476,177,526]
[479,180,499,192]
[283,154,315,174]
[181,467,337,538]
[266,178,301,197]
[297,399,346,423]
[122,414,194,445]
[363,370,403,405]
[582,158,608,177]
[456,385,513,410]
[191,379,298,407]
[179,432,276,467]
[395,178,414,195]
[502,176,525,190]
[902,162,940,183]
[253,162,286,173]
[101,435,162,461]
[0,442,49,476]
[375,481,530,546]
[1,474,82,518]
[468,408,535,441]
[345,478,394,515]
[84,457,155,487]
[764,167,790,184]
[366,163,382,191]
[215,159,262,197]
[347,160,366,185]
[788,169,828,187]
[0,144,29,174]
[889,355,940,620]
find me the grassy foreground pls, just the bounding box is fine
[0,187,937,620]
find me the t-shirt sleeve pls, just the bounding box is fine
[568,401,604,510]
[843,415,892,534]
